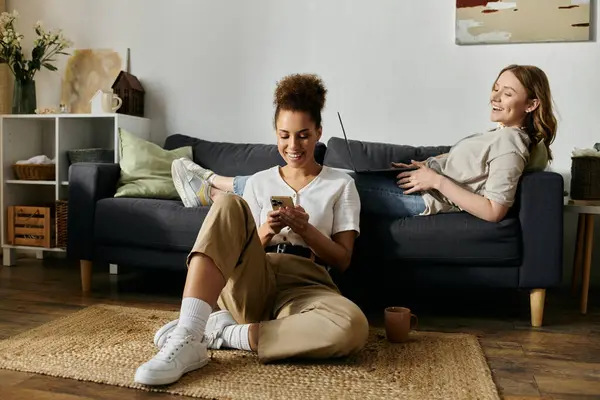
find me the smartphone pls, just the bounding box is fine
[270,196,294,210]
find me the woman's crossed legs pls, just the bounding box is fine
[135,194,368,385]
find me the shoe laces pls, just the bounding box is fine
[202,330,224,349]
[156,331,195,362]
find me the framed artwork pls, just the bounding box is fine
[456,0,591,45]
[60,48,127,114]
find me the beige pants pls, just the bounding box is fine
[187,194,369,363]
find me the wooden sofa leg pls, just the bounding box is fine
[80,260,92,292]
[530,289,546,327]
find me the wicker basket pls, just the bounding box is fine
[55,200,68,249]
[570,156,600,200]
[67,148,114,165]
[12,164,55,181]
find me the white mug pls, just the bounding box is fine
[101,92,122,113]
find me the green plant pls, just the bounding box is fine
[0,10,72,82]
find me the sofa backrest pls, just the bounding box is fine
[163,134,327,177]
[323,137,451,171]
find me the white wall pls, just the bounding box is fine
[6,0,600,286]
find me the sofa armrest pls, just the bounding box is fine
[517,171,564,288]
[66,163,121,261]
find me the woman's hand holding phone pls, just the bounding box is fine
[266,209,285,235]
[279,206,310,236]
[264,195,310,236]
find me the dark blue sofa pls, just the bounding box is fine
[67,134,564,327]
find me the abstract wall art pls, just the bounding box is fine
[456,0,591,45]
[60,48,124,113]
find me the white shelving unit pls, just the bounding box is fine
[0,113,151,266]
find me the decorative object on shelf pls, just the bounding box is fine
[570,146,600,200]
[7,205,54,248]
[35,107,59,114]
[111,48,145,117]
[67,148,114,165]
[456,0,591,45]
[112,73,144,117]
[90,89,122,114]
[60,48,124,114]
[55,200,68,249]
[12,78,36,114]
[0,10,72,114]
[34,103,69,114]
[13,154,55,180]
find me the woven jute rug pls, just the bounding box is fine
[0,304,499,400]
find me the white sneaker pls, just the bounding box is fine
[135,326,209,386]
[154,310,236,350]
[171,158,213,207]
[176,157,215,181]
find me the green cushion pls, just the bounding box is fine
[115,129,192,199]
[525,141,549,172]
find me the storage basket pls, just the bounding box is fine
[570,156,600,200]
[7,205,54,248]
[55,200,68,249]
[12,164,55,181]
[67,148,114,165]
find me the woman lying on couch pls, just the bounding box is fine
[135,73,369,386]
[172,64,557,223]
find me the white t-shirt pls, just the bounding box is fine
[242,166,361,247]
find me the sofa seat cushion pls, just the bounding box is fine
[95,198,207,252]
[356,212,522,266]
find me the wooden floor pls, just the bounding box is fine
[1,257,599,400]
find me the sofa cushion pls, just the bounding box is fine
[163,134,327,177]
[355,211,522,266]
[95,198,207,252]
[324,136,450,171]
[115,129,193,199]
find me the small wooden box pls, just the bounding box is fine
[7,206,54,248]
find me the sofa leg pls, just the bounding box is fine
[80,260,92,292]
[530,289,546,327]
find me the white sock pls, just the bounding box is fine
[177,297,212,336]
[207,174,216,185]
[221,324,252,351]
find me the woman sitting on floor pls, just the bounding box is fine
[135,73,369,386]
[172,64,557,223]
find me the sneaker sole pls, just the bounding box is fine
[172,162,201,208]
[134,358,209,386]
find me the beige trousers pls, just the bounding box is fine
[187,194,369,363]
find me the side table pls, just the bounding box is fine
[565,199,599,314]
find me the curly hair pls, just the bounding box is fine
[273,73,327,129]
